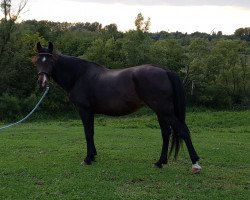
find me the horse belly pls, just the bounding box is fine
[115,100,144,116]
[94,90,144,116]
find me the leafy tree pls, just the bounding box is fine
[117,13,153,66]
[213,40,249,104]
[121,30,152,66]
[234,27,250,41]
[102,37,125,68]
[84,38,106,64]
[55,30,98,56]
[150,39,186,71]
[103,23,118,33]
[0,0,27,57]
[186,38,250,108]
[84,37,124,68]
[134,13,151,33]
[217,31,223,37]
[101,23,123,40]
[70,22,102,32]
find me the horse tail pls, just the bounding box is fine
[167,71,187,159]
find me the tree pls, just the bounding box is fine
[217,31,222,37]
[234,27,250,41]
[56,30,98,56]
[0,0,27,57]
[134,13,151,33]
[150,39,186,71]
[185,37,250,108]
[103,23,118,33]
[213,40,249,104]
[186,38,213,105]
[0,0,11,21]
[70,22,102,32]
[121,30,152,66]
[84,38,106,64]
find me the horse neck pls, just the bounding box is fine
[51,54,106,92]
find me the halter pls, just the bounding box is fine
[37,53,54,76]
[38,72,49,76]
[38,52,53,56]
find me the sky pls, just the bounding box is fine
[9,0,250,34]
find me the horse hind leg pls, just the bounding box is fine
[154,115,171,168]
[169,116,202,173]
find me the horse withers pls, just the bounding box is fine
[33,42,202,173]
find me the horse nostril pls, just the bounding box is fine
[37,74,48,88]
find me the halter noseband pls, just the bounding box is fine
[38,72,49,76]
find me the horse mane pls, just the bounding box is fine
[63,53,108,70]
[33,48,107,72]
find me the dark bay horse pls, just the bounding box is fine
[34,42,201,173]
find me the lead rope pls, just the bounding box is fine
[0,87,49,131]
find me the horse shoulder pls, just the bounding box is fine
[68,77,93,109]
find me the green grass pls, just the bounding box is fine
[0,111,249,200]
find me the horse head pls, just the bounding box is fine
[33,42,54,89]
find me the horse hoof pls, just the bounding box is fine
[81,160,91,165]
[154,162,163,168]
[192,168,201,174]
[192,162,202,174]
[82,157,92,165]
[162,160,167,165]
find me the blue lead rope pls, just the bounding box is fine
[0,87,49,131]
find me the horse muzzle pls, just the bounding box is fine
[38,72,49,89]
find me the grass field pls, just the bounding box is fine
[0,111,249,200]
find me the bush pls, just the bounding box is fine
[0,94,21,121]
[22,93,38,113]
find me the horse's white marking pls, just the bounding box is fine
[192,162,202,169]
[42,56,46,62]
[42,74,47,88]
[192,162,202,173]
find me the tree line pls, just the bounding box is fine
[0,2,249,120]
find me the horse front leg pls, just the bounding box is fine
[79,108,97,165]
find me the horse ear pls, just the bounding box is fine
[36,42,42,51]
[48,42,53,53]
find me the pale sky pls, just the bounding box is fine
[9,0,250,34]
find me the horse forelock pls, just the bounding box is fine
[32,51,59,65]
